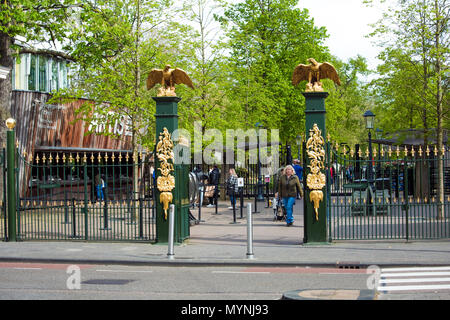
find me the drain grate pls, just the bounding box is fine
[336,262,362,269]
[82,279,134,285]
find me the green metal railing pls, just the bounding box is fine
[327,143,450,241]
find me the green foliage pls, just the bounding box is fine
[218,0,330,143]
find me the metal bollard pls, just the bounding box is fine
[167,204,175,260]
[247,203,254,259]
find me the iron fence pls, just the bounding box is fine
[1,150,156,242]
[327,143,450,240]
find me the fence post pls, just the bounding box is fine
[83,160,88,240]
[247,203,254,259]
[167,204,175,259]
[6,118,16,242]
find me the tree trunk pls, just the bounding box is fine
[434,0,444,219]
[0,34,14,202]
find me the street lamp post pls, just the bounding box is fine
[296,134,302,163]
[363,110,375,184]
[376,128,383,175]
[255,122,264,201]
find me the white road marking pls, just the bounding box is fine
[378,284,450,291]
[377,266,450,293]
[379,277,450,284]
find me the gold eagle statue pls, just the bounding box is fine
[147,65,194,97]
[292,58,341,92]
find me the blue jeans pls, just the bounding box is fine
[96,185,104,201]
[230,195,236,207]
[282,197,296,224]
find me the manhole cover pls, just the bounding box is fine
[82,279,134,285]
[282,289,375,300]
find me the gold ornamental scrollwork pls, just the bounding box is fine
[156,127,175,220]
[306,124,326,221]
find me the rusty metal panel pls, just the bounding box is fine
[11,91,134,197]
[12,91,133,152]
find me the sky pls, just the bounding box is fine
[298,0,386,71]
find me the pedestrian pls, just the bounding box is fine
[292,159,304,199]
[226,168,239,209]
[95,173,104,202]
[207,165,220,207]
[276,165,302,226]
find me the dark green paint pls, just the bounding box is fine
[303,92,328,244]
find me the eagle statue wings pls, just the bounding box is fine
[292,58,341,92]
[147,65,194,97]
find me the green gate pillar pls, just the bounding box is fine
[153,97,190,244]
[303,92,328,244]
[5,118,17,242]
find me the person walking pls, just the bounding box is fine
[95,173,104,202]
[207,165,220,207]
[276,165,302,226]
[292,159,304,199]
[226,168,239,209]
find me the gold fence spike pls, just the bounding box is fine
[119,153,123,161]
[380,147,385,157]
[42,154,47,163]
[442,146,446,156]
[62,153,67,163]
[111,153,116,162]
[36,154,40,164]
[76,153,80,163]
[373,147,377,158]
[396,146,400,157]
[434,145,438,156]
[69,153,73,162]
[335,142,339,151]
[365,147,369,158]
[404,146,408,157]
[419,146,423,157]
[388,146,392,157]
[327,133,331,142]
[125,153,130,162]
[83,152,87,163]
[49,153,53,163]
[358,148,362,158]
[426,145,430,156]
[90,153,94,162]
[97,153,102,162]
[139,151,143,161]
[411,147,415,157]
[55,153,60,163]
[350,148,355,157]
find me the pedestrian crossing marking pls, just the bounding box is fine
[377,266,450,293]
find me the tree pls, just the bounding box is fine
[218,0,330,143]
[366,0,449,218]
[50,0,192,202]
[0,0,80,144]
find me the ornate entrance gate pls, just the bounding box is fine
[327,143,450,240]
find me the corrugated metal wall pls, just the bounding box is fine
[11,90,134,196]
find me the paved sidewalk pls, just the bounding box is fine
[0,199,449,267]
